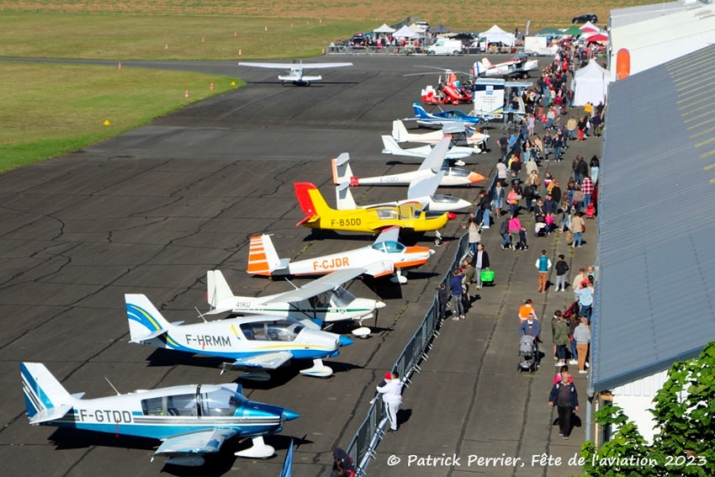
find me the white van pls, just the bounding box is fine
[427,39,463,56]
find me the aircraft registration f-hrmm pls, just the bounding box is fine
[247,226,434,284]
[238,60,353,86]
[207,268,386,328]
[21,362,299,466]
[126,294,352,379]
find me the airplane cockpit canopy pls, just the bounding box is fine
[372,240,406,254]
[445,168,471,177]
[141,385,246,417]
[201,387,244,417]
[240,318,305,342]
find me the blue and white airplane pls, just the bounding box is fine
[21,362,299,466]
[408,103,484,129]
[126,294,353,380]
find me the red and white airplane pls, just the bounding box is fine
[392,120,489,149]
[472,55,539,78]
[246,227,433,284]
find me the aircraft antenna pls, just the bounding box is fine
[195,307,208,323]
[105,377,121,396]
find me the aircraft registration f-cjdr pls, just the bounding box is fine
[247,226,434,284]
[392,120,489,150]
[294,182,451,235]
[21,362,299,466]
[238,60,352,86]
[126,294,352,379]
[207,269,386,329]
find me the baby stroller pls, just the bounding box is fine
[518,335,538,373]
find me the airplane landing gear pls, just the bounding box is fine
[299,358,333,377]
[235,436,275,459]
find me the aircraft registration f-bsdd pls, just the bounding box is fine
[238,60,352,86]
[247,226,434,284]
[126,294,352,379]
[21,362,299,466]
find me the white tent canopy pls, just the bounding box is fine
[393,25,418,38]
[573,59,611,106]
[480,24,515,46]
[373,23,395,34]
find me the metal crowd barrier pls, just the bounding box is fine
[346,233,469,476]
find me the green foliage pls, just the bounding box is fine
[581,342,715,477]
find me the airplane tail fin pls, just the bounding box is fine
[335,182,357,210]
[392,120,410,143]
[381,135,404,155]
[481,57,493,69]
[331,153,355,185]
[294,183,330,227]
[207,270,235,314]
[247,234,285,276]
[21,362,74,422]
[125,294,173,343]
[412,102,429,118]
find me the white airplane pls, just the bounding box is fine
[207,268,386,329]
[247,226,434,284]
[126,294,352,379]
[333,139,472,213]
[238,60,352,86]
[392,120,489,150]
[472,55,539,78]
[381,135,479,167]
[21,362,299,465]
[331,147,486,189]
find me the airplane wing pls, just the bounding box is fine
[417,137,451,172]
[28,404,73,425]
[299,62,353,69]
[231,351,293,370]
[407,169,447,200]
[265,268,367,304]
[363,260,395,278]
[155,428,239,456]
[238,62,352,69]
[373,226,400,244]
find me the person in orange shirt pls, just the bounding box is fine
[519,299,536,322]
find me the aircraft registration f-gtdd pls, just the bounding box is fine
[21,362,299,466]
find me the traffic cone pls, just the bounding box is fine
[117,61,122,70]
[185,90,189,99]
[239,49,242,56]
[104,119,111,126]
[210,82,214,91]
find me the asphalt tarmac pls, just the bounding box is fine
[0,55,600,476]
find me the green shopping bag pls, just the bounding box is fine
[480,269,495,283]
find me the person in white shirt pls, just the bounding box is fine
[376,371,403,432]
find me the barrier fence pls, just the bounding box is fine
[345,134,524,476]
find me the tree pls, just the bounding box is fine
[581,341,715,476]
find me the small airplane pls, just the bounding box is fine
[238,60,353,86]
[331,149,485,189]
[21,362,299,466]
[472,54,539,78]
[247,226,434,284]
[409,102,484,129]
[420,70,472,105]
[294,182,451,235]
[126,294,353,379]
[381,135,480,167]
[392,120,489,150]
[207,269,386,330]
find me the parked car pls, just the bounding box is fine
[572,13,598,23]
[350,33,367,48]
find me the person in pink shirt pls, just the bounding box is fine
[508,214,522,251]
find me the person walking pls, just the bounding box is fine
[553,313,570,366]
[450,268,466,320]
[376,371,403,433]
[548,371,579,439]
[535,249,552,293]
[571,212,585,248]
[508,214,522,251]
[554,254,569,292]
[573,317,591,373]
[499,216,511,250]
[575,280,594,323]
[471,243,490,289]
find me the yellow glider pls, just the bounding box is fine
[294,183,452,234]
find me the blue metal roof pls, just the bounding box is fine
[592,45,715,392]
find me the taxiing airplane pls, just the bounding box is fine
[21,362,299,466]
[295,182,451,235]
[392,120,489,150]
[409,103,484,129]
[247,226,434,284]
[207,268,385,328]
[126,294,352,379]
[472,54,539,78]
[238,60,352,86]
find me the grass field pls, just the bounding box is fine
[0,0,656,170]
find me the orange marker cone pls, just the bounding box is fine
[210,82,214,91]
[117,61,122,70]
[202,36,205,43]
[234,31,237,38]
[185,90,189,99]
[239,49,242,56]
